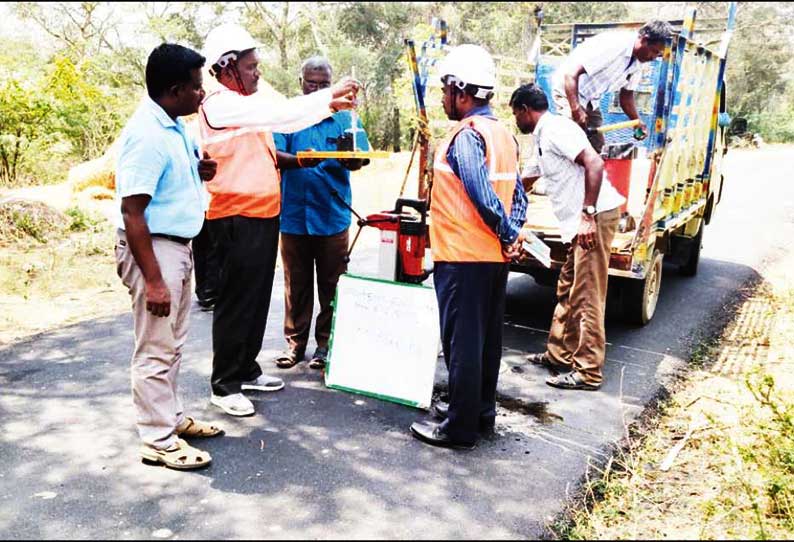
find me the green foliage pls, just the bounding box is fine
[65,206,101,233]
[11,210,48,243]
[4,0,793,189]
[0,77,57,186]
[743,372,794,530]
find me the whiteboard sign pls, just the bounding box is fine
[325,274,440,409]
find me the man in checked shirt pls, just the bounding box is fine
[552,20,673,152]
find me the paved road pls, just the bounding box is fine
[1,147,792,539]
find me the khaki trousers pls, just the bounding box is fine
[545,208,619,385]
[280,230,349,354]
[552,90,605,153]
[115,231,193,449]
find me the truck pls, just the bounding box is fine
[404,3,737,325]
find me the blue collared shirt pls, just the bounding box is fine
[447,105,528,245]
[274,110,370,236]
[115,97,207,239]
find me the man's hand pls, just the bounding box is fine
[577,214,598,251]
[634,120,648,141]
[145,277,171,317]
[330,76,361,99]
[339,158,365,171]
[572,104,588,128]
[330,95,356,112]
[198,151,217,182]
[502,230,526,260]
[297,148,325,168]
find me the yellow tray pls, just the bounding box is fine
[295,150,392,159]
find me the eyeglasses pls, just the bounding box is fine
[303,79,331,90]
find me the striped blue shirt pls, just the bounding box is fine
[446,105,528,245]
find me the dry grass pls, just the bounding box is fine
[0,151,416,346]
[0,199,71,246]
[556,252,794,540]
[0,196,128,346]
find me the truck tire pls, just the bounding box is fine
[679,220,704,277]
[621,250,663,325]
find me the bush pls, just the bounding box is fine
[0,200,69,246]
[65,206,102,232]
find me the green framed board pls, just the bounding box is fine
[325,274,439,409]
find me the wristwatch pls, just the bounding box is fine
[583,205,597,217]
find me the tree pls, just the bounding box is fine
[0,78,55,185]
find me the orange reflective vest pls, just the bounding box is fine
[430,115,519,262]
[197,90,281,220]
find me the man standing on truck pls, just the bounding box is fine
[552,20,673,152]
[409,44,527,449]
[511,83,624,391]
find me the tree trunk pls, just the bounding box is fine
[391,106,401,152]
[279,3,290,70]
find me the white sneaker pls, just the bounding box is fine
[241,374,285,392]
[210,393,255,417]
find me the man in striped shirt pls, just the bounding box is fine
[551,20,673,152]
[410,45,528,449]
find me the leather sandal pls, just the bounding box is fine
[308,347,328,370]
[546,371,601,391]
[274,349,304,369]
[176,416,224,438]
[140,438,212,470]
[525,352,569,373]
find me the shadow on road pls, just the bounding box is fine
[0,255,763,538]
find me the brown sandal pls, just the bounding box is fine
[546,371,601,391]
[176,416,224,438]
[140,438,212,470]
[308,347,328,370]
[275,349,304,369]
[525,352,568,373]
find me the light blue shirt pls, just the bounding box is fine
[115,97,207,239]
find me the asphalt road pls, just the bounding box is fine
[1,146,792,539]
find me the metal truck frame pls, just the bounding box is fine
[405,3,737,325]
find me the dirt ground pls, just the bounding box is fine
[0,151,416,346]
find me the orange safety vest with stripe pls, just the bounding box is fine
[430,115,520,263]
[197,89,281,220]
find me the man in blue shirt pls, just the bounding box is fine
[272,56,371,370]
[115,44,221,470]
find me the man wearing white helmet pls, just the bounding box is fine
[197,23,360,417]
[409,44,528,450]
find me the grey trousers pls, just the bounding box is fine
[115,230,192,449]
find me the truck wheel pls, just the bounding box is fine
[679,221,704,277]
[621,250,663,325]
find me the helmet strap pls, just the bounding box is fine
[448,84,460,121]
[228,58,249,96]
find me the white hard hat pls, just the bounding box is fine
[437,44,496,99]
[203,23,261,75]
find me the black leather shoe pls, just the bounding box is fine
[479,418,496,435]
[410,420,476,450]
[197,296,216,311]
[431,402,495,434]
[430,401,449,420]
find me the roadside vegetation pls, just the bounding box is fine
[1,2,793,189]
[0,197,127,345]
[554,253,794,540]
